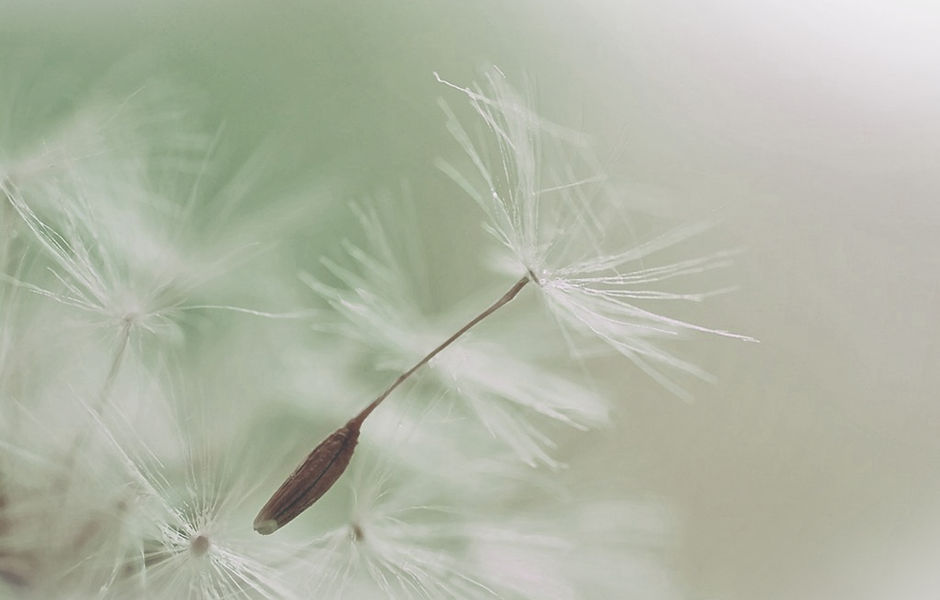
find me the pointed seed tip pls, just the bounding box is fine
[253,518,279,535]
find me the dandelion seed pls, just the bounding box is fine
[1,78,310,355]
[258,69,753,532]
[81,373,309,600]
[301,200,607,467]
[2,164,300,347]
[255,275,531,534]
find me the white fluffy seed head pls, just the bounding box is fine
[2,93,311,359]
[291,441,679,600]
[437,68,756,398]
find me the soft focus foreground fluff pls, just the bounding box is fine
[0,65,742,599]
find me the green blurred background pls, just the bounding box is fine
[4,1,940,598]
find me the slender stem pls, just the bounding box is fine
[349,274,530,427]
[58,321,132,486]
[93,319,133,414]
[254,275,532,534]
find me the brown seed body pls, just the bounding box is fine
[253,421,361,535]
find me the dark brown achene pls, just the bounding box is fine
[253,420,361,535]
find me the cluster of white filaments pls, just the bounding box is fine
[435,69,756,401]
